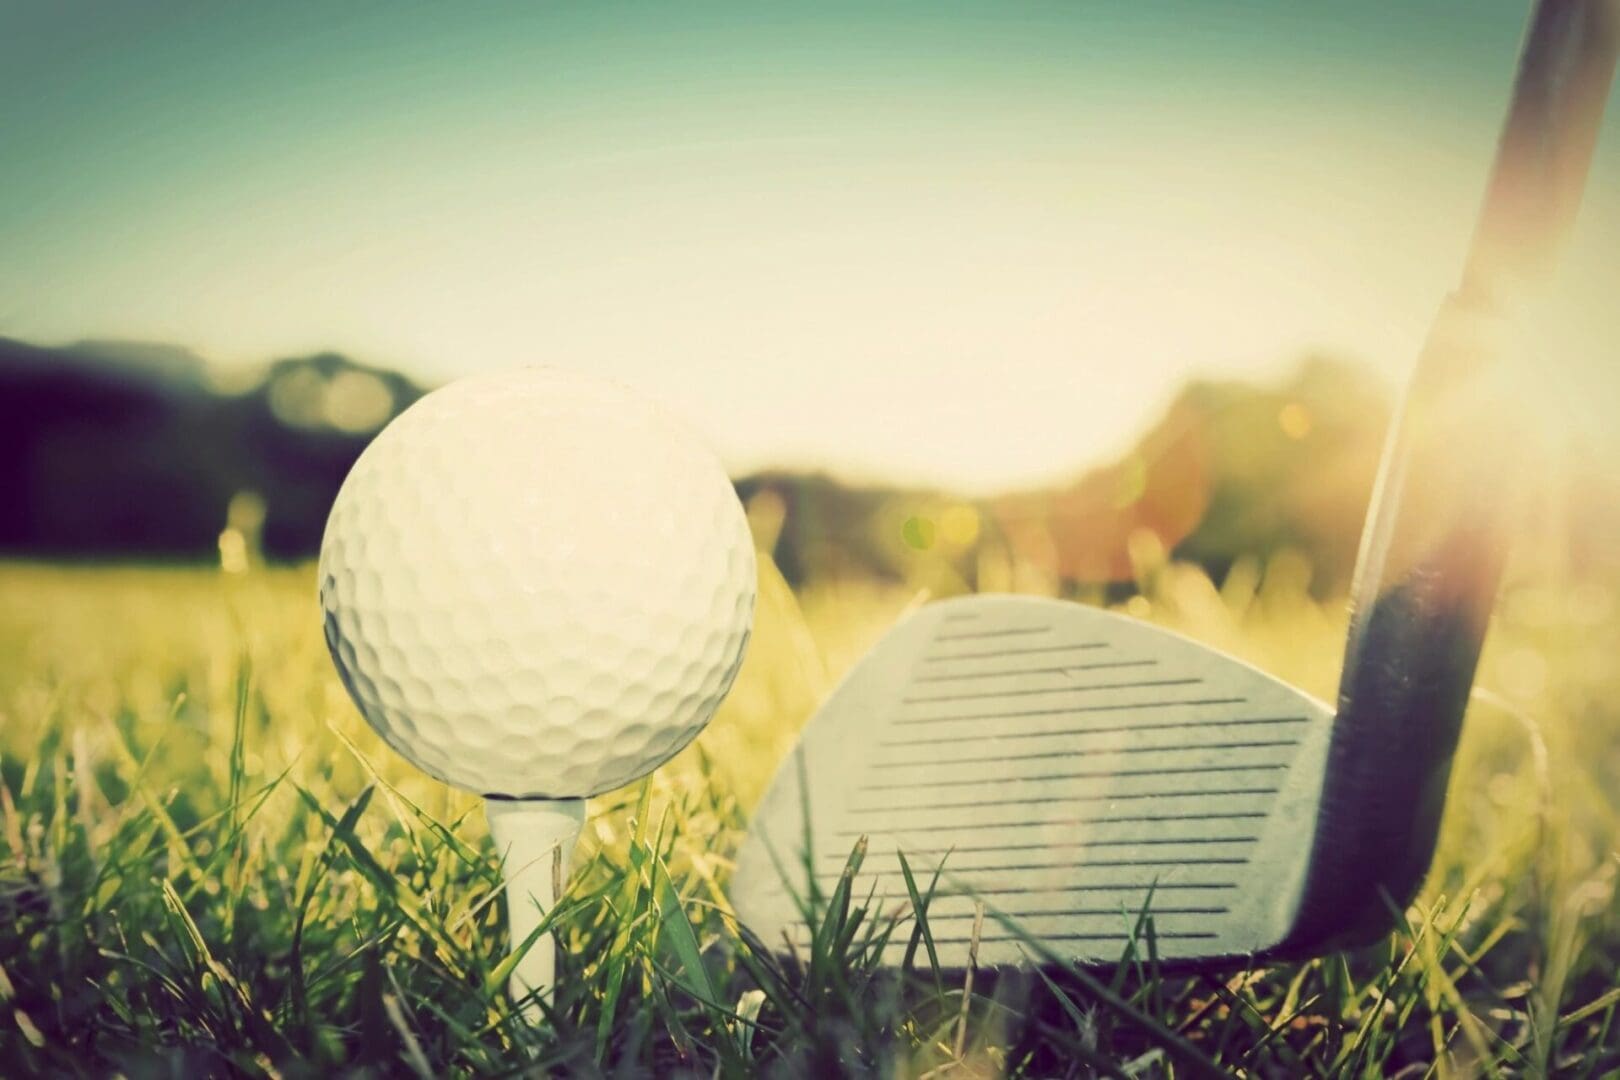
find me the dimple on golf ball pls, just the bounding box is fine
[319,367,756,799]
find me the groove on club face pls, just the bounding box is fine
[731,595,1335,968]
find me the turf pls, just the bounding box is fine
[0,555,1616,1077]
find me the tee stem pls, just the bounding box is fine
[484,796,587,1017]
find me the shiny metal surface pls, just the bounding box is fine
[1282,0,1618,954]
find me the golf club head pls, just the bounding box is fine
[730,594,1338,968]
[730,0,1618,973]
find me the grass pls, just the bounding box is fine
[0,550,1616,1077]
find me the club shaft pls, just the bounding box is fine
[1462,0,1620,306]
[1289,0,1619,952]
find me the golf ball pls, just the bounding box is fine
[319,368,756,798]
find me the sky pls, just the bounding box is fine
[3,1,1616,491]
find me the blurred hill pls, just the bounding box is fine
[730,358,1393,597]
[993,358,1392,594]
[0,339,422,561]
[6,337,1610,592]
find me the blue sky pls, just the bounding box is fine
[3,2,1615,488]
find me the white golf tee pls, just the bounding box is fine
[484,796,587,1013]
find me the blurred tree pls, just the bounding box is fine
[0,338,421,560]
[994,357,1392,596]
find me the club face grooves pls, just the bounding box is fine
[731,595,1338,968]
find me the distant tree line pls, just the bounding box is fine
[12,337,1608,593]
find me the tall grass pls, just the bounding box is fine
[0,553,1615,1075]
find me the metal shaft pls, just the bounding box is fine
[1284,0,1618,953]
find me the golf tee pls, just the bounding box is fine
[484,796,587,1016]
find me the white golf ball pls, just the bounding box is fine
[319,368,756,798]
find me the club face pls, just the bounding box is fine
[731,595,1335,968]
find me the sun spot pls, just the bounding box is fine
[940,504,980,547]
[901,516,936,551]
[1112,455,1148,508]
[1278,402,1313,440]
